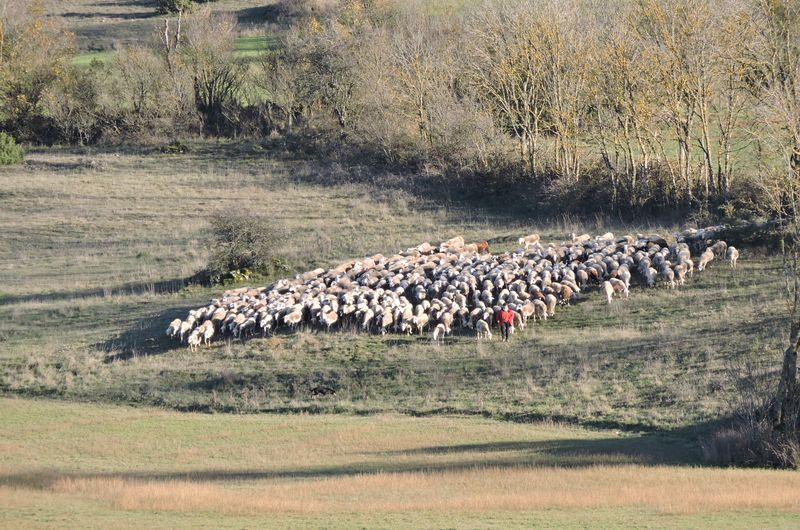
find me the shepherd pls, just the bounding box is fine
[495,303,514,342]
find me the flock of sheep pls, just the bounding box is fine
[166,227,739,350]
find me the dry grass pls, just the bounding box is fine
[38,465,800,515]
[1,398,799,527]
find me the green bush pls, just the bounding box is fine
[157,0,218,14]
[157,0,194,14]
[206,213,287,284]
[0,132,24,165]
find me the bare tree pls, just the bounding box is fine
[180,10,245,135]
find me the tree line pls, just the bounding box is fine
[0,0,798,218]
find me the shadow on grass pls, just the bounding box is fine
[99,304,191,363]
[0,275,206,307]
[0,423,715,491]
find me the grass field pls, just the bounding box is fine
[0,142,785,433]
[2,398,799,528]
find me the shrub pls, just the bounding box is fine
[206,213,288,283]
[157,0,194,14]
[0,132,24,165]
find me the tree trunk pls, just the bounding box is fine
[774,336,799,431]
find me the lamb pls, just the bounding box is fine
[673,264,686,286]
[518,233,540,249]
[698,248,714,271]
[475,319,492,340]
[727,246,739,268]
[609,278,629,298]
[187,328,202,352]
[571,233,591,243]
[166,318,182,338]
[660,267,676,289]
[602,281,614,304]
[432,323,446,342]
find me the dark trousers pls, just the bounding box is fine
[500,323,511,341]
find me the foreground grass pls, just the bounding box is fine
[1,398,799,528]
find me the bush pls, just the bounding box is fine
[206,213,287,283]
[157,0,194,14]
[0,132,24,165]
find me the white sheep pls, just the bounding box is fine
[727,246,739,268]
[609,278,629,298]
[432,323,446,342]
[698,249,714,271]
[200,321,215,346]
[187,328,202,352]
[518,233,540,249]
[475,319,492,340]
[544,294,557,317]
[179,319,194,343]
[602,281,614,304]
[532,299,548,321]
[166,318,181,338]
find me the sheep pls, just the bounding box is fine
[235,317,256,340]
[560,284,574,305]
[440,236,465,251]
[200,320,215,346]
[187,328,202,352]
[533,299,548,321]
[166,318,182,338]
[609,278,629,298]
[439,311,453,335]
[284,310,303,330]
[727,246,739,268]
[169,228,738,348]
[432,323,446,342]
[602,281,614,304]
[644,267,657,288]
[698,248,714,271]
[178,319,194,343]
[710,240,728,257]
[476,240,490,254]
[361,308,375,332]
[475,319,492,340]
[544,294,557,317]
[512,310,525,331]
[571,233,591,243]
[660,267,676,289]
[320,307,338,330]
[518,233,540,249]
[673,264,686,286]
[413,311,430,334]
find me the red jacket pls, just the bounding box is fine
[496,309,514,325]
